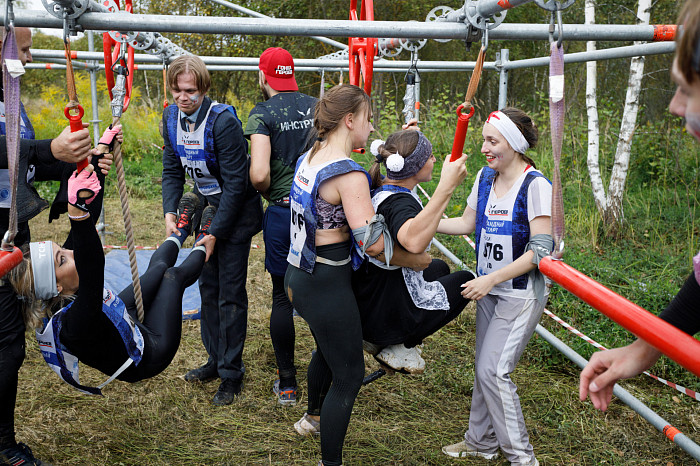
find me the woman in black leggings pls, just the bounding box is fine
[9,169,209,394]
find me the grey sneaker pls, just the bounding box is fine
[175,192,202,235]
[375,343,425,374]
[441,440,498,459]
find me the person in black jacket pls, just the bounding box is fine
[0,26,104,466]
[579,0,700,412]
[161,54,263,405]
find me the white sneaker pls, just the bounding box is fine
[441,440,498,459]
[514,458,539,466]
[375,344,425,374]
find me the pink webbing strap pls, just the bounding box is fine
[549,42,565,259]
[2,25,21,240]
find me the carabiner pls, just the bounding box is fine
[481,26,489,52]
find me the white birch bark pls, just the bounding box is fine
[585,0,606,214]
[607,0,651,225]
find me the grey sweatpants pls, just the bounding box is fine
[463,293,545,465]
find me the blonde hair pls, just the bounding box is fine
[167,55,211,95]
[309,84,371,160]
[7,248,73,330]
[677,0,700,84]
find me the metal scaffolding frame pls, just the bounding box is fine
[3,0,695,462]
[2,10,676,43]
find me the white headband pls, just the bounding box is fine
[485,111,530,154]
[29,241,58,300]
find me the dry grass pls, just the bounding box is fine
[15,198,699,465]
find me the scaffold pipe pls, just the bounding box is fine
[4,11,677,42]
[539,256,700,378]
[535,325,700,461]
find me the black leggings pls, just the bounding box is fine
[285,242,363,466]
[117,241,205,382]
[270,273,296,383]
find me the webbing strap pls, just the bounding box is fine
[463,46,486,107]
[549,42,565,259]
[162,61,168,109]
[2,25,21,243]
[64,37,80,112]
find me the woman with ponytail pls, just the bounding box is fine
[352,129,473,373]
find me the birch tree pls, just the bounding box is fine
[587,0,652,233]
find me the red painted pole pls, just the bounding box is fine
[0,247,24,279]
[539,256,700,377]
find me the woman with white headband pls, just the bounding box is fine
[438,107,552,466]
[351,129,473,373]
[7,166,212,395]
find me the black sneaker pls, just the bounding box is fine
[175,192,202,235]
[198,205,217,236]
[212,378,242,406]
[0,442,49,465]
[184,362,217,383]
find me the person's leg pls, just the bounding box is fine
[463,294,500,454]
[132,247,206,379]
[197,242,220,373]
[286,244,363,466]
[0,331,24,452]
[471,295,544,464]
[215,238,250,382]
[403,270,474,347]
[263,206,297,390]
[422,258,451,282]
[270,273,297,387]
[118,236,184,311]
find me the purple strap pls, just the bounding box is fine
[549,42,565,259]
[2,25,21,242]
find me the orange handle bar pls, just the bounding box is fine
[539,256,700,378]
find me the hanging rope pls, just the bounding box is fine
[549,8,565,259]
[0,10,26,275]
[449,43,486,161]
[97,39,145,323]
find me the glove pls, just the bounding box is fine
[97,124,122,153]
[68,168,101,212]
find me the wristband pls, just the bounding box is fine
[68,212,90,220]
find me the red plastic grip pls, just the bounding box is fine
[0,247,24,279]
[450,104,474,161]
[64,105,88,171]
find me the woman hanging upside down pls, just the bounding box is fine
[8,166,213,395]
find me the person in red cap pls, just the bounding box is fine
[245,47,317,406]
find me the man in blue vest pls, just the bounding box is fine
[1,26,98,465]
[162,55,263,406]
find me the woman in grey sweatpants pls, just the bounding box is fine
[437,107,552,466]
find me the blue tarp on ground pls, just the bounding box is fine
[103,248,201,320]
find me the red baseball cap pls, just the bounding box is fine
[259,47,298,92]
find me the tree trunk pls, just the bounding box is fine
[605,0,651,232]
[585,0,606,216]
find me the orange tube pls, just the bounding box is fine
[539,256,700,378]
[0,247,24,279]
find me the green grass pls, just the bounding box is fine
[16,92,700,464]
